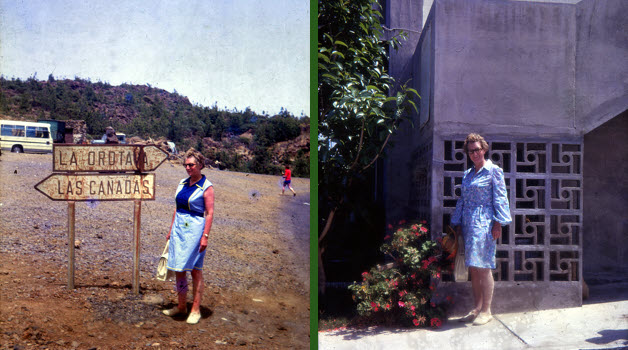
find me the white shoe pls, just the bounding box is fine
[162,307,187,317]
[458,310,479,323]
[473,312,493,325]
[186,312,201,324]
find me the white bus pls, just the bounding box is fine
[0,120,53,153]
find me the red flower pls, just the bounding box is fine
[410,305,416,311]
[420,226,428,233]
[399,219,406,225]
[430,318,442,327]
[411,224,419,231]
[398,301,405,307]
[422,260,430,269]
[385,304,391,310]
[413,319,420,326]
[387,224,393,229]
[429,285,435,291]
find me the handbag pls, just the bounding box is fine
[454,237,468,282]
[156,240,175,281]
[442,226,458,260]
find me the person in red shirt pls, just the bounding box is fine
[281,165,296,196]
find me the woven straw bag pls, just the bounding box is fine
[156,240,175,281]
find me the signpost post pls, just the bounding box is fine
[35,144,168,294]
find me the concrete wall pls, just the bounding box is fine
[384,0,426,224]
[433,0,581,138]
[583,110,628,275]
[575,0,628,134]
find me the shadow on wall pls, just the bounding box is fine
[584,280,628,305]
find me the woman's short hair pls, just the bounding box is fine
[184,148,206,169]
[463,133,489,153]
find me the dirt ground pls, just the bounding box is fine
[0,152,310,349]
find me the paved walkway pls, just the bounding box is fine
[319,299,628,349]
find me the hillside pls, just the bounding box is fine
[0,76,310,177]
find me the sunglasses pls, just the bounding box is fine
[184,163,197,168]
[468,148,483,155]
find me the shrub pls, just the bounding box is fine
[348,221,451,328]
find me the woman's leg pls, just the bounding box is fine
[175,271,188,311]
[190,269,204,314]
[479,268,494,314]
[469,267,483,313]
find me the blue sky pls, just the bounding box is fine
[0,0,309,116]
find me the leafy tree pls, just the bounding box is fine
[0,89,9,113]
[293,149,310,177]
[318,0,419,293]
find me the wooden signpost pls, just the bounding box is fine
[35,144,168,294]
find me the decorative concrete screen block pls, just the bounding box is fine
[441,139,583,284]
[412,139,433,222]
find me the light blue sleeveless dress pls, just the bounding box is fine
[451,160,512,269]
[167,175,213,272]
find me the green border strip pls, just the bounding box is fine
[310,0,318,348]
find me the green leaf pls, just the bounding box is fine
[318,53,330,63]
[331,51,346,59]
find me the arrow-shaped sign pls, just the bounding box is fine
[53,144,168,172]
[34,173,156,201]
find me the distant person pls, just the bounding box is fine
[451,133,511,325]
[104,126,119,144]
[281,165,296,196]
[163,148,215,325]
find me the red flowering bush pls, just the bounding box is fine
[349,221,451,328]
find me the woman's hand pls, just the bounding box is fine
[491,222,502,241]
[199,235,208,253]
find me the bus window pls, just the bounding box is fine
[26,126,50,138]
[38,127,50,138]
[1,125,25,137]
[0,125,12,136]
[27,126,37,138]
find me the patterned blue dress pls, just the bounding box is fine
[451,160,512,269]
[167,175,213,272]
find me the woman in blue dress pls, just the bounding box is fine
[451,133,512,325]
[162,149,215,324]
